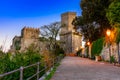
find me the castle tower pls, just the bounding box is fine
[60,12,82,54]
[10,27,40,52]
[21,27,40,39]
[61,12,76,33]
[20,27,40,51]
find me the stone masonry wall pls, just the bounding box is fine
[72,34,82,54]
[101,43,119,61]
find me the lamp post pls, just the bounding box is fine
[87,41,91,58]
[106,29,111,63]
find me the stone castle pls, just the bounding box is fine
[60,12,82,54]
[10,12,82,54]
[10,27,40,52]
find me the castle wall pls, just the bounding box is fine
[66,33,72,54]
[101,43,119,61]
[11,27,40,52]
[68,13,76,31]
[10,36,21,51]
[60,33,72,54]
[20,38,39,51]
[21,27,40,39]
[72,34,82,53]
[61,12,76,33]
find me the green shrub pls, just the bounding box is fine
[59,54,65,58]
[0,46,45,80]
[110,55,115,63]
[91,37,104,57]
[54,44,64,56]
[76,49,82,57]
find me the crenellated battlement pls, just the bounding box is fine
[10,27,41,52]
[21,27,40,39]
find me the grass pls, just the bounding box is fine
[44,63,60,80]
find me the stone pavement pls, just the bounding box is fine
[51,56,120,80]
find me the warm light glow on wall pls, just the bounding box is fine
[75,47,78,51]
[80,46,83,49]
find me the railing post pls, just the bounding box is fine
[37,62,40,80]
[20,66,24,80]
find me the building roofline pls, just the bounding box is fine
[61,12,76,17]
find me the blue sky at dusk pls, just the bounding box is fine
[0,0,82,52]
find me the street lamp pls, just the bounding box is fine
[106,29,111,36]
[87,42,90,46]
[87,41,91,58]
[106,29,111,63]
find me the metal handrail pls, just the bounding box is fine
[0,68,20,77]
[24,62,39,69]
[0,56,63,80]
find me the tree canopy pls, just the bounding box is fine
[106,0,120,26]
[72,0,113,42]
[106,0,120,43]
[72,17,100,42]
[40,22,63,51]
[80,0,112,28]
[106,0,120,64]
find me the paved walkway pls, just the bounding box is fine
[51,56,120,80]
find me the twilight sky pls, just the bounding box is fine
[0,0,82,52]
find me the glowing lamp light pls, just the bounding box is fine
[87,42,90,46]
[106,29,111,36]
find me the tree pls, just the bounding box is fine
[106,0,120,64]
[79,0,113,39]
[0,46,4,58]
[72,16,101,42]
[81,0,113,28]
[40,22,63,52]
[72,0,113,43]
